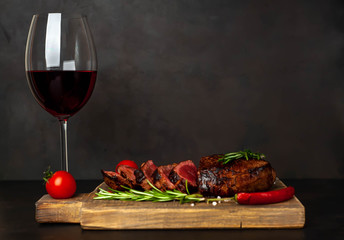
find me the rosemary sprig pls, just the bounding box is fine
[94,180,205,204]
[217,149,265,165]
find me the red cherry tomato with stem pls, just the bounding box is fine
[43,167,77,199]
[115,160,138,173]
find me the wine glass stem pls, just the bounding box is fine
[59,119,69,172]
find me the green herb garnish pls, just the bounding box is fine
[94,180,205,204]
[217,149,265,165]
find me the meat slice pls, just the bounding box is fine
[136,160,158,190]
[169,160,198,193]
[152,164,177,191]
[198,159,276,197]
[101,169,132,190]
[117,165,139,188]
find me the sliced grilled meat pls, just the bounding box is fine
[152,164,177,191]
[198,158,276,197]
[117,165,139,188]
[101,169,133,190]
[169,160,198,193]
[137,160,158,190]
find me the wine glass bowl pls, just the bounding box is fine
[26,70,97,120]
[25,13,97,171]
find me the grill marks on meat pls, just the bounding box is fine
[101,160,157,191]
[102,160,198,193]
[101,170,132,190]
[138,160,158,190]
[152,164,177,191]
[117,165,139,188]
[102,154,276,197]
[198,158,276,197]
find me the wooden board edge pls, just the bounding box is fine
[35,193,87,223]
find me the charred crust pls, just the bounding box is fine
[120,171,126,178]
[152,169,161,181]
[168,170,180,184]
[134,169,145,184]
[248,166,266,176]
[197,169,217,195]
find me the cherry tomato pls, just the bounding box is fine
[115,160,138,173]
[45,171,77,199]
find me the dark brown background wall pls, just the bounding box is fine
[1,0,344,180]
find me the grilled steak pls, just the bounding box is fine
[198,157,276,197]
[152,164,177,191]
[136,160,158,190]
[102,152,276,197]
[117,165,139,188]
[169,160,198,193]
[101,169,133,190]
[102,160,158,191]
[198,154,223,170]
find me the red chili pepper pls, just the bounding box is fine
[234,186,295,205]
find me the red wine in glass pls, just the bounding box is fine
[26,70,97,119]
[25,13,97,172]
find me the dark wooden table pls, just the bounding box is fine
[0,179,343,240]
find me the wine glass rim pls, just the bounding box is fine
[32,13,87,19]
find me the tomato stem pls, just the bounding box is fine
[43,166,53,183]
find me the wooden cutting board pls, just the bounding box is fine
[35,178,305,230]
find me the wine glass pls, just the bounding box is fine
[25,13,97,172]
